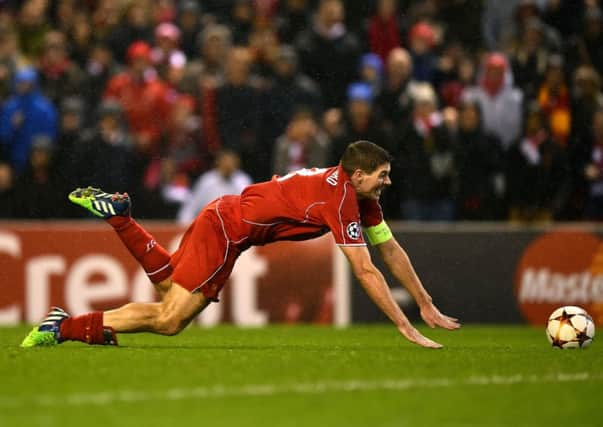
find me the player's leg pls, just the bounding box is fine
[21,280,210,347]
[101,280,210,335]
[68,187,173,297]
[21,192,234,347]
[48,207,235,344]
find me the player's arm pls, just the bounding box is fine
[370,225,460,331]
[338,244,443,349]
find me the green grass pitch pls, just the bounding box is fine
[1,324,601,427]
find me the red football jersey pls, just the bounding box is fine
[239,165,383,246]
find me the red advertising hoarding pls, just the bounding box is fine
[514,230,603,326]
[0,222,334,325]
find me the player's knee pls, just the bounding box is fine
[155,311,187,336]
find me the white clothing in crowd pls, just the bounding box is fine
[177,169,252,224]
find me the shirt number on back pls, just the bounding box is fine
[277,168,327,182]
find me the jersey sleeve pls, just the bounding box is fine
[322,181,366,246]
[358,198,384,227]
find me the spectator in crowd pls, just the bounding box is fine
[435,0,483,52]
[163,49,188,94]
[329,82,390,165]
[53,96,85,181]
[90,0,122,43]
[150,22,186,81]
[357,53,384,95]
[537,54,571,146]
[462,52,524,151]
[161,94,203,181]
[198,24,232,83]
[376,47,416,132]
[439,54,477,108]
[570,65,603,147]
[252,0,280,26]
[481,0,521,51]
[341,0,370,36]
[248,26,281,79]
[578,108,603,220]
[80,44,118,119]
[395,83,456,221]
[562,65,603,219]
[580,7,603,76]
[37,30,85,106]
[137,155,190,220]
[17,0,51,60]
[68,9,95,68]
[106,1,153,63]
[152,0,177,23]
[321,106,343,142]
[69,100,140,194]
[104,41,173,156]
[542,0,584,39]
[177,150,252,225]
[183,23,232,91]
[367,0,401,63]
[262,45,322,144]
[176,0,203,59]
[509,17,554,101]
[512,1,562,52]
[505,102,570,223]
[0,28,26,103]
[230,0,255,45]
[0,160,15,218]
[295,0,361,108]
[13,136,67,218]
[52,0,77,33]
[276,0,310,44]
[272,108,330,176]
[453,99,506,220]
[407,21,438,84]
[181,25,235,158]
[0,67,57,176]
[215,46,264,181]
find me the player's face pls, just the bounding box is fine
[355,163,392,200]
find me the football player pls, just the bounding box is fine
[22,141,459,349]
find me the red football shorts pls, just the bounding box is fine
[170,196,249,301]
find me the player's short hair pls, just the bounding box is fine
[340,141,392,176]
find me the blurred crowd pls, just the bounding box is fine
[1,0,603,223]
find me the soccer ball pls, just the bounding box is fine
[546,306,595,349]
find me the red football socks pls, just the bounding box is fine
[59,312,117,345]
[106,216,173,283]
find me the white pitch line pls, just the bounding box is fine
[1,372,601,408]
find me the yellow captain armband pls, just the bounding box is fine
[365,221,393,246]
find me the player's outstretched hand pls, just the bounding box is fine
[398,325,443,349]
[420,303,461,330]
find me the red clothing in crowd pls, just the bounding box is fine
[538,84,571,145]
[367,15,400,63]
[104,71,174,153]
